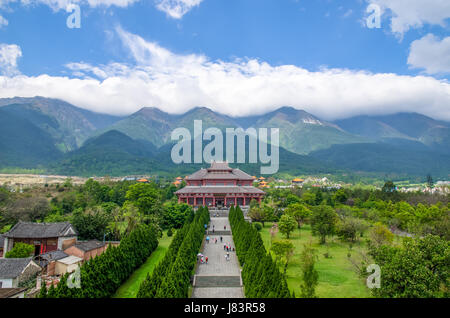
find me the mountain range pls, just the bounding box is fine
[0,96,449,180]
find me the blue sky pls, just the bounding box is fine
[0,0,449,120]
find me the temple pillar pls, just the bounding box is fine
[243,197,246,206]
[235,196,237,206]
[213,197,216,206]
[194,197,197,206]
[203,195,205,206]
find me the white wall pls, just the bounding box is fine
[0,278,14,288]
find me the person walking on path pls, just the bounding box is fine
[220,236,223,243]
[224,244,226,250]
[205,256,208,264]
[206,236,210,244]
[224,225,226,230]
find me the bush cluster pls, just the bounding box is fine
[39,224,158,298]
[229,205,292,298]
[137,206,210,298]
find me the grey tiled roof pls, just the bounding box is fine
[37,250,68,262]
[4,221,77,239]
[34,250,69,268]
[0,288,27,298]
[208,162,233,171]
[175,186,265,195]
[0,258,35,278]
[186,168,254,181]
[72,240,105,252]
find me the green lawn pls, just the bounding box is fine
[260,223,371,298]
[113,232,174,298]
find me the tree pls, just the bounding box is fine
[332,189,348,205]
[301,192,316,206]
[313,188,323,205]
[278,214,297,239]
[271,240,295,274]
[125,183,162,215]
[162,202,192,230]
[369,235,449,298]
[71,207,110,240]
[369,222,394,247]
[426,174,434,188]
[248,204,268,227]
[299,243,319,298]
[337,217,368,243]
[5,242,34,258]
[285,194,301,206]
[3,196,50,223]
[382,181,396,193]
[310,205,337,244]
[285,203,311,229]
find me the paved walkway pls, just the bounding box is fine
[191,214,244,298]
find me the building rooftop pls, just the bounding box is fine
[0,258,36,279]
[57,255,83,265]
[175,186,265,195]
[186,164,254,181]
[71,240,106,252]
[0,288,27,298]
[4,221,77,239]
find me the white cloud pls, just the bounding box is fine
[408,34,450,75]
[367,0,450,35]
[342,9,353,19]
[0,0,140,11]
[0,43,21,76]
[1,29,450,122]
[0,14,8,27]
[155,0,203,19]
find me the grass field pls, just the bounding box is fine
[113,231,174,298]
[260,223,371,298]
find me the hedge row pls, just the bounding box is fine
[137,206,210,298]
[39,224,159,298]
[229,205,292,298]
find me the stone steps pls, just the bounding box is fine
[194,275,241,288]
[206,230,231,236]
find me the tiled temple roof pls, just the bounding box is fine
[175,186,265,195]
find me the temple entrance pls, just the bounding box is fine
[216,199,224,207]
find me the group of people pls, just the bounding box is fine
[198,253,208,264]
[201,221,235,263]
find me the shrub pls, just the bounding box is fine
[253,222,262,231]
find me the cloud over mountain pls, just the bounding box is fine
[0,27,449,121]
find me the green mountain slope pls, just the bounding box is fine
[244,107,368,154]
[50,129,338,177]
[0,97,123,152]
[0,109,62,168]
[51,130,158,176]
[335,113,450,154]
[310,142,450,179]
[103,106,239,148]
[105,106,367,155]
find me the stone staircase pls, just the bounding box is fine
[194,275,242,288]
